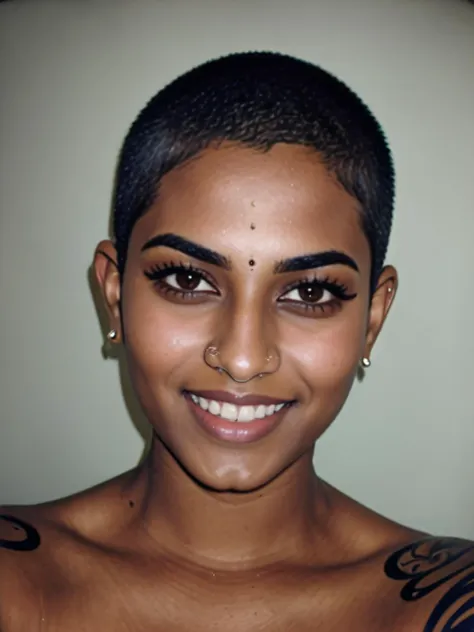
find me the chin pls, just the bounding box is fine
[194,474,272,495]
[183,452,296,495]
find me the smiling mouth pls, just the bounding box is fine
[186,393,293,423]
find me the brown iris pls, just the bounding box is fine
[297,283,324,303]
[175,270,202,291]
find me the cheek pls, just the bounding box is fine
[283,308,367,390]
[121,279,212,380]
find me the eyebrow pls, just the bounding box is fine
[141,233,359,275]
[274,250,359,274]
[141,233,231,269]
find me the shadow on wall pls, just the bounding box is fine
[88,264,152,465]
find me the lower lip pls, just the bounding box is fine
[184,394,291,444]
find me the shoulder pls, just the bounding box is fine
[0,470,136,577]
[0,483,127,629]
[0,504,54,628]
[0,508,42,553]
[0,477,127,628]
[382,534,474,631]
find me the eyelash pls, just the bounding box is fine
[143,262,356,313]
[143,262,219,299]
[277,276,356,314]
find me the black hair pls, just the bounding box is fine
[113,51,394,290]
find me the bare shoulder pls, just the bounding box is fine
[382,534,474,630]
[0,472,133,629]
[0,471,133,564]
[0,508,41,553]
[0,504,56,629]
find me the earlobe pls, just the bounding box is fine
[363,265,398,360]
[93,240,122,343]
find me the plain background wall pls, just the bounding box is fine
[1,0,473,537]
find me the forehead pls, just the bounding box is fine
[133,143,370,267]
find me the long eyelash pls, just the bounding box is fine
[144,261,204,282]
[143,261,218,300]
[282,275,357,301]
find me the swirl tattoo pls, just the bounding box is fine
[385,538,474,631]
[0,514,41,551]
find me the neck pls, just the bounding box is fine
[124,438,332,569]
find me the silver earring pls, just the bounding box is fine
[107,329,118,341]
[361,357,371,368]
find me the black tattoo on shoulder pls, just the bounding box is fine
[385,537,474,631]
[0,514,41,551]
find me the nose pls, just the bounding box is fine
[206,301,280,383]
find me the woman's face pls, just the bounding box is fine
[97,143,395,491]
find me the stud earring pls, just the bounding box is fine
[361,357,371,368]
[107,329,118,341]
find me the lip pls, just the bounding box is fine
[184,392,294,444]
[185,390,291,407]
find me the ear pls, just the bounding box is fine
[93,240,122,343]
[363,265,398,361]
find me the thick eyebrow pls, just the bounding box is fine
[274,250,359,274]
[141,233,231,270]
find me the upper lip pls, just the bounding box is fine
[186,390,292,406]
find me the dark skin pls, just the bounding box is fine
[1,143,473,631]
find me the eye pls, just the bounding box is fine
[277,277,356,315]
[280,282,333,305]
[144,263,219,298]
[165,269,215,293]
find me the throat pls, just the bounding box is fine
[121,442,330,570]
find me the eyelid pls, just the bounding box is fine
[280,286,332,301]
[279,275,356,301]
[144,261,214,280]
[143,261,221,294]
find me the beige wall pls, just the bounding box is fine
[1,0,473,537]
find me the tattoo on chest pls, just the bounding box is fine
[0,514,41,551]
[385,538,474,631]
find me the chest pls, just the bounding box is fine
[5,567,421,632]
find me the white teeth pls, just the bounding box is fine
[189,394,288,423]
[208,400,221,415]
[220,402,238,421]
[255,405,266,419]
[237,406,255,423]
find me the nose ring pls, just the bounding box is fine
[204,345,274,381]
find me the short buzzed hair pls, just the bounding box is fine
[113,51,394,291]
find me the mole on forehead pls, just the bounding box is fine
[248,259,255,267]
